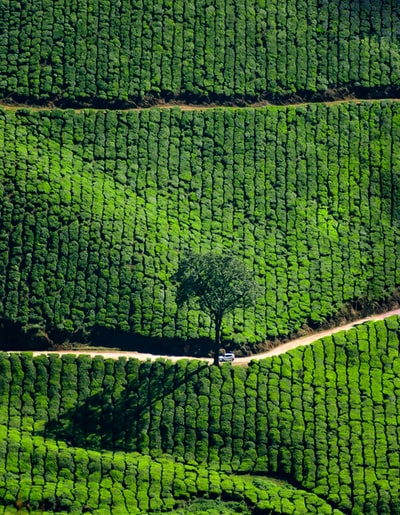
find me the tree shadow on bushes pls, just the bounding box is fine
[43,359,209,453]
[0,319,53,351]
[0,317,217,358]
[84,325,216,358]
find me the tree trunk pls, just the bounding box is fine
[213,315,222,366]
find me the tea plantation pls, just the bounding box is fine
[0,0,399,103]
[1,102,399,347]
[1,0,400,513]
[0,317,399,514]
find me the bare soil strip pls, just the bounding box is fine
[1,97,400,113]
[25,308,400,364]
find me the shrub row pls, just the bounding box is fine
[0,0,399,102]
[0,427,343,515]
[0,103,399,345]
[0,317,399,513]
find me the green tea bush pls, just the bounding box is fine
[1,103,399,349]
[0,0,399,104]
[1,317,400,513]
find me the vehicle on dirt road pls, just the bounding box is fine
[218,352,235,362]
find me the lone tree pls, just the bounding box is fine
[173,252,260,365]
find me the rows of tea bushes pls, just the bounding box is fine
[0,102,399,346]
[0,317,399,513]
[0,431,344,514]
[0,0,399,103]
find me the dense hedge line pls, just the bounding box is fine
[0,102,399,346]
[0,0,399,103]
[0,428,343,514]
[0,317,399,513]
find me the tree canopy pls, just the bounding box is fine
[173,252,260,364]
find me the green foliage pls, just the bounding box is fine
[174,252,259,318]
[0,0,399,102]
[0,104,399,347]
[0,432,346,514]
[0,318,400,513]
[174,252,259,362]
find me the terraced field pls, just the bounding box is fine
[0,0,399,104]
[1,102,399,351]
[1,1,400,514]
[1,318,400,514]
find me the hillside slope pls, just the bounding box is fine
[0,0,399,105]
[1,102,399,349]
[1,317,399,514]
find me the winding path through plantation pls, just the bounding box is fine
[28,307,400,365]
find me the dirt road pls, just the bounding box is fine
[2,98,400,114]
[26,308,400,365]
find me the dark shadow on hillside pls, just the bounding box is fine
[0,318,220,358]
[3,85,400,111]
[85,325,218,357]
[42,361,208,452]
[0,319,53,351]
[2,282,399,356]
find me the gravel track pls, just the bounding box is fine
[1,98,400,113]
[25,308,400,365]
